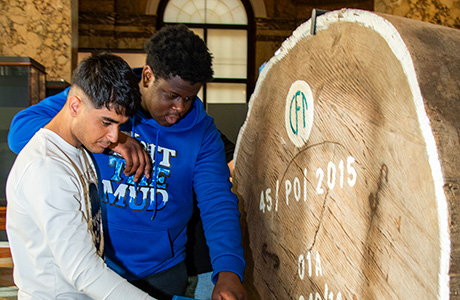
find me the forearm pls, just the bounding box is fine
[8,111,52,153]
[8,88,66,153]
[84,270,156,300]
[196,181,245,283]
[194,126,245,283]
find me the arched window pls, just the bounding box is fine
[157,0,255,143]
[163,0,248,24]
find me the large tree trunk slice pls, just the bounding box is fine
[234,9,460,300]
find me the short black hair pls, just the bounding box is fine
[71,53,141,117]
[144,24,213,84]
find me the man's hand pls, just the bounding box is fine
[109,132,152,182]
[212,271,248,300]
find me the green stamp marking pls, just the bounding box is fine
[289,90,309,135]
[285,80,314,148]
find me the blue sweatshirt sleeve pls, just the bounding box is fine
[8,88,68,154]
[193,120,245,284]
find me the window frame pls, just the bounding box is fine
[156,0,255,105]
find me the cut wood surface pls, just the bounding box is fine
[233,9,460,300]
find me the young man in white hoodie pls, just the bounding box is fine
[6,53,158,300]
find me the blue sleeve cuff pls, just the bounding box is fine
[211,254,246,284]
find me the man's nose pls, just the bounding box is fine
[172,97,186,113]
[106,126,118,143]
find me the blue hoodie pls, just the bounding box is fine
[8,87,245,283]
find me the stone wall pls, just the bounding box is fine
[252,0,460,80]
[0,0,77,82]
[78,0,154,50]
[375,0,460,29]
[78,12,156,50]
[2,0,459,84]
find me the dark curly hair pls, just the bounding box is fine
[72,53,141,117]
[144,24,214,84]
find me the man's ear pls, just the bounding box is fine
[142,65,155,87]
[68,95,82,117]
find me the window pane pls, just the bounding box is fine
[208,29,247,79]
[205,0,247,24]
[164,0,200,23]
[197,87,203,102]
[189,28,204,40]
[164,0,247,25]
[206,82,246,104]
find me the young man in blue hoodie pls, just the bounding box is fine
[8,24,248,300]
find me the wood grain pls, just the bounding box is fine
[234,9,460,300]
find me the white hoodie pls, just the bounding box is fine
[6,129,155,300]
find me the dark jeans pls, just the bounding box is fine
[130,261,188,300]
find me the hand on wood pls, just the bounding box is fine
[212,271,248,300]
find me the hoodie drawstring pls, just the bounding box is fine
[132,116,160,221]
[150,129,160,220]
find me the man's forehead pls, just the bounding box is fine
[95,105,129,124]
[160,75,202,95]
